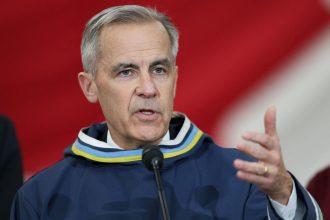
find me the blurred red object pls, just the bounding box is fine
[307,165,330,219]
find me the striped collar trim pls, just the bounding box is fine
[77,112,191,149]
[71,122,203,163]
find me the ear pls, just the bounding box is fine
[78,72,98,103]
[173,65,178,97]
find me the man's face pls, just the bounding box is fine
[83,21,177,149]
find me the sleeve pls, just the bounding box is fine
[243,184,269,220]
[269,180,306,220]
[267,174,323,220]
[10,190,40,220]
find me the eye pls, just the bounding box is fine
[118,69,133,77]
[153,67,167,75]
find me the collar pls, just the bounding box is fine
[68,113,204,163]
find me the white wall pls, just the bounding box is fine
[216,24,330,185]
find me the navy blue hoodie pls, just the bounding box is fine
[11,114,322,219]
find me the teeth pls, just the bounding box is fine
[141,110,153,115]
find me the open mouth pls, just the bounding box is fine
[136,109,159,120]
[139,109,155,115]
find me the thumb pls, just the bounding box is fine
[264,105,277,136]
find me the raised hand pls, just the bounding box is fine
[233,106,293,205]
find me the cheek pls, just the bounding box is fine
[108,86,135,115]
[159,83,176,108]
[97,85,123,113]
[167,81,177,99]
[108,93,127,112]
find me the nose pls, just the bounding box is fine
[136,73,157,98]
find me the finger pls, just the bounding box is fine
[264,105,277,136]
[236,170,271,187]
[236,141,270,161]
[242,132,274,150]
[234,159,268,175]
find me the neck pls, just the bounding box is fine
[106,130,170,150]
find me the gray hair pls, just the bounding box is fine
[81,5,179,75]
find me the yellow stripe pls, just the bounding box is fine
[72,130,203,163]
[164,130,203,158]
[72,145,142,163]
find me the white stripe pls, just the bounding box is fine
[78,112,191,149]
[78,122,111,149]
[267,206,271,220]
[160,112,192,146]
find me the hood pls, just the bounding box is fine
[64,112,204,164]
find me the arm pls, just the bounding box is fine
[268,175,322,219]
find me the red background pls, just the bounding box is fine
[1,0,329,175]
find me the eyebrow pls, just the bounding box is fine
[150,58,173,69]
[111,58,174,73]
[111,63,139,73]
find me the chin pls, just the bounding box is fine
[135,128,165,144]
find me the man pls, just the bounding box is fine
[0,115,23,220]
[11,5,322,219]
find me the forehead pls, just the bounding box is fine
[98,21,172,64]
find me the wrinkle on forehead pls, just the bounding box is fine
[98,21,172,65]
[109,43,166,59]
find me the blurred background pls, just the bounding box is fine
[1,0,329,186]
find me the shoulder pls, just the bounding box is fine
[0,115,21,163]
[198,134,255,163]
[0,115,12,126]
[185,134,256,179]
[0,115,17,143]
[18,157,87,197]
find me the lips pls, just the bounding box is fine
[135,109,159,121]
